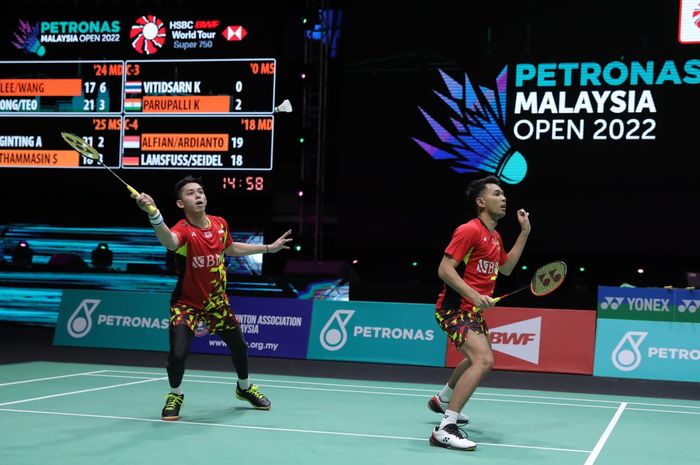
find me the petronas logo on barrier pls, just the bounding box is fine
[319,309,355,351]
[66,299,101,338]
[611,331,647,371]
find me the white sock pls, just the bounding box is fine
[170,386,183,395]
[438,384,453,402]
[439,410,459,429]
[237,378,250,391]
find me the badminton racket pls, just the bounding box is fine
[60,132,156,215]
[493,260,567,304]
[474,260,567,311]
[273,99,293,113]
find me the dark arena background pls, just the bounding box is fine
[3,1,698,308]
[1,2,699,464]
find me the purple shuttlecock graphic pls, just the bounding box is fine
[12,20,46,57]
[412,66,527,184]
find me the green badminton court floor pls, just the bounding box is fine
[1,361,699,465]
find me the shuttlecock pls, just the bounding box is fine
[12,20,46,57]
[274,99,293,113]
[412,67,527,185]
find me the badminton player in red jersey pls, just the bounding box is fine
[428,175,530,451]
[133,175,292,421]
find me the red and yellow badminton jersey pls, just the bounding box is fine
[436,218,508,311]
[169,215,233,308]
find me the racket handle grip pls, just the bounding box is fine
[473,296,502,312]
[126,184,157,215]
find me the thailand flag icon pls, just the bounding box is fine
[679,0,700,43]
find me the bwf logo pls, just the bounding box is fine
[489,317,541,364]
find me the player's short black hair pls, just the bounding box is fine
[466,175,501,214]
[174,175,204,199]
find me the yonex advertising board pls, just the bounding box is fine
[307,300,446,366]
[189,297,312,359]
[597,286,700,322]
[673,288,700,323]
[54,289,170,351]
[594,318,700,382]
[445,307,596,374]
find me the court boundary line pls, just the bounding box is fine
[583,402,626,465]
[83,371,700,413]
[81,373,620,410]
[0,376,165,407]
[3,368,698,416]
[0,406,592,454]
[104,369,700,409]
[0,369,107,387]
[626,407,700,416]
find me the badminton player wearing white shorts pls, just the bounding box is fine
[133,175,292,421]
[429,175,530,451]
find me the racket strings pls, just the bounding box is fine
[530,261,567,296]
[61,132,101,161]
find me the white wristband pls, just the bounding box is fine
[149,210,164,226]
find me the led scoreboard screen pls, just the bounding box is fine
[0,58,276,170]
[0,5,302,228]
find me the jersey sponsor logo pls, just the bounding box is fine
[203,231,212,238]
[475,259,497,274]
[490,317,541,364]
[192,254,222,268]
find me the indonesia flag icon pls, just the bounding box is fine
[223,25,247,41]
[679,0,700,43]
[123,135,140,149]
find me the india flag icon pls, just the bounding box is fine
[124,98,142,111]
[679,0,700,43]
